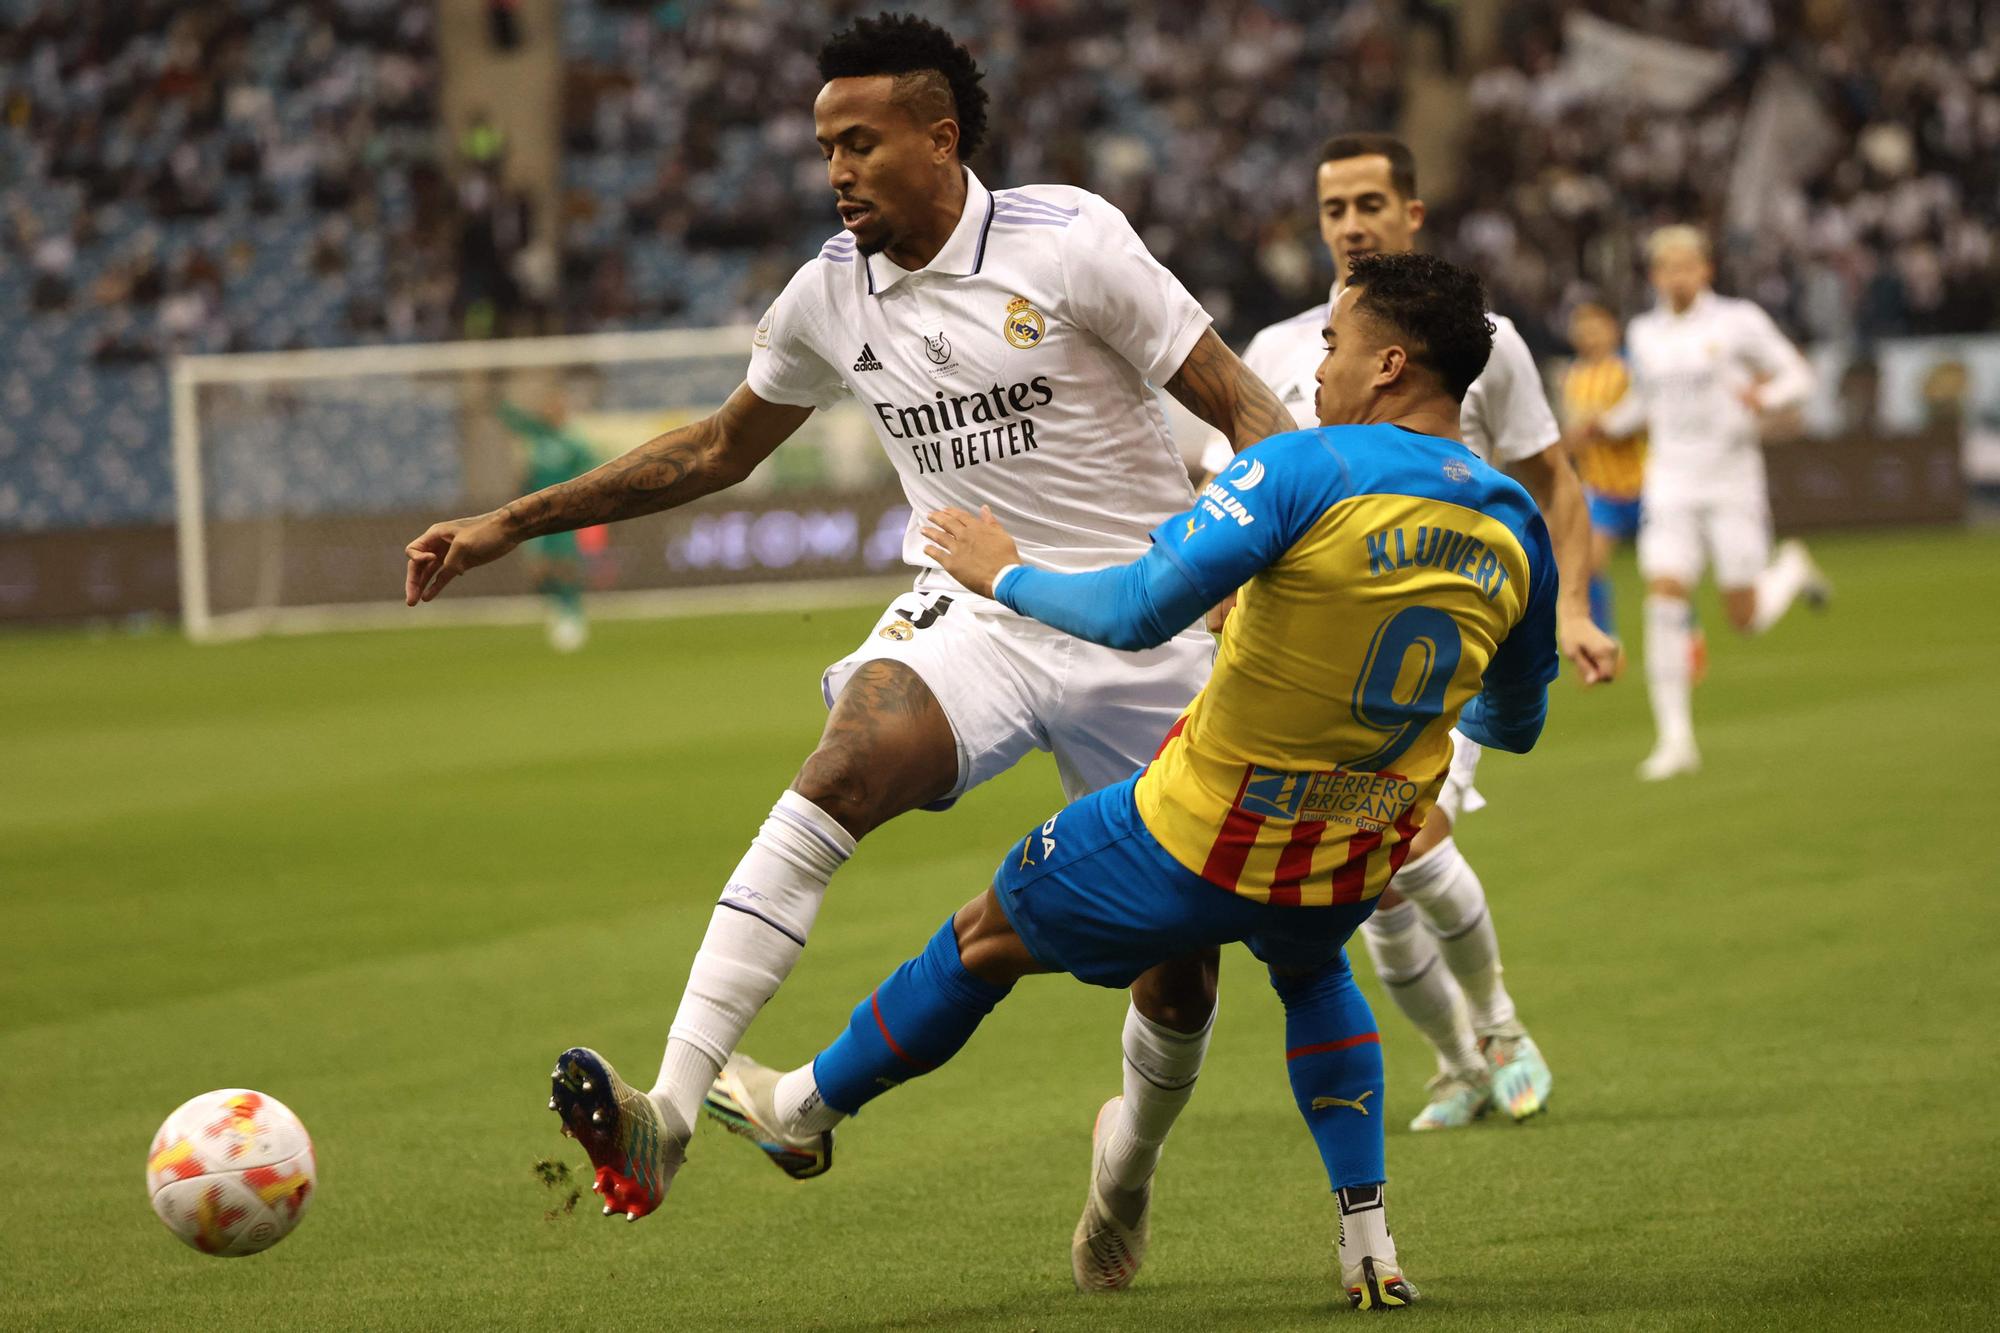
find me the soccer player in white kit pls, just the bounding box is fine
[1199,134,1623,1131]
[1576,226,1828,781]
[402,15,1294,1246]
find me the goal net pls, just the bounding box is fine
[171,328,908,640]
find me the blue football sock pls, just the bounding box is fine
[1270,953,1386,1190]
[811,918,1012,1115]
[1589,573,1615,635]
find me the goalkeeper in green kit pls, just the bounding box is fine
[498,388,597,651]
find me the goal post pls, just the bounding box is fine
[170,328,909,641]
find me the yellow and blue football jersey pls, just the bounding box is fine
[1132,426,1558,906]
[1563,355,1646,500]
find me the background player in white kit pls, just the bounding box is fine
[1575,226,1829,781]
[402,14,1294,1237]
[1200,134,1622,1131]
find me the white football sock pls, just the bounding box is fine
[1396,839,1516,1035]
[1643,594,1695,748]
[1750,543,1810,633]
[774,1062,844,1137]
[1360,899,1481,1078]
[1101,1002,1214,1190]
[651,790,854,1131]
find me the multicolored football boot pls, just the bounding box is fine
[1407,1067,1492,1132]
[1481,1025,1553,1121]
[1071,1096,1150,1292]
[1337,1185,1418,1310]
[547,1046,687,1221]
[702,1053,833,1180]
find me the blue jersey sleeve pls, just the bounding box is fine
[994,546,1208,652]
[1149,433,1350,604]
[1456,513,1560,754]
[993,431,1348,652]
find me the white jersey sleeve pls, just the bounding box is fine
[1461,315,1561,465]
[1060,196,1211,388]
[1736,301,1814,414]
[744,262,848,410]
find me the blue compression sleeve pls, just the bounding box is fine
[993,546,1211,652]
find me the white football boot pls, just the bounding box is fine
[1337,1184,1417,1310]
[1637,735,1701,782]
[1407,1066,1492,1132]
[548,1046,688,1221]
[1480,1023,1554,1121]
[703,1053,834,1180]
[1071,1096,1151,1291]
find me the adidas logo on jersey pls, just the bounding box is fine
[852,344,884,372]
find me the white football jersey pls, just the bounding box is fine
[748,169,1209,582]
[1598,291,1813,503]
[1198,285,1559,475]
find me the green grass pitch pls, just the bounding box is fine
[4,526,1997,1331]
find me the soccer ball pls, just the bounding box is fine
[145,1089,317,1257]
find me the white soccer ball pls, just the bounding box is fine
[145,1089,317,1257]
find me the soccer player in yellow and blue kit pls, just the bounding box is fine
[691,253,1557,1308]
[1561,301,1646,634]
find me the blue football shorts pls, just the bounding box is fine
[992,774,1379,988]
[1586,490,1643,541]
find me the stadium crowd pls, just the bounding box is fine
[1451,0,2000,354]
[3,0,1995,530]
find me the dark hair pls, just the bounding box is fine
[817,13,989,160]
[1317,132,1418,199]
[1344,252,1495,400]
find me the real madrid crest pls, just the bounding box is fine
[879,618,916,641]
[1003,295,1046,350]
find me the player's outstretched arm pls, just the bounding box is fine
[924,440,1296,651]
[1507,445,1622,686]
[922,507,1210,653]
[404,385,811,605]
[1162,328,1295,456]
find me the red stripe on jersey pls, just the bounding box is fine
[1286,1031,1380,1061]
[1200,766,1264,891]
[1266,820,1327,908]
[1151,713,1189,761]
[1328,829,1385,903]
[1383,807,1426,881]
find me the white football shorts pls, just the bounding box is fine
[1434,729,1487,825]
[821,579,1215,808]
[1637,493,1772,589]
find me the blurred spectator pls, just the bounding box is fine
[489,1,524,54]
[1439,0,2000,348]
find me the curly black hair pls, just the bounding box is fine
[817,12,989,160]
[1344,252,1496,401]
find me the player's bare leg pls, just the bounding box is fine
[1640,576,1701,780]
[1072,951,1217,1291]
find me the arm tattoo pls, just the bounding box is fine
[1164,328,1295,455]
[501,420,719,540]
[498,385,812,540]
